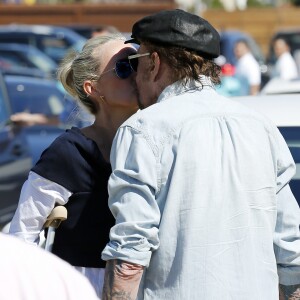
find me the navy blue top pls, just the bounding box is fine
[32,127,113,268]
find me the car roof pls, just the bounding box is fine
[0,24,86,44]
[260,78,300,95]
[0,24,79,35]
[4,74,58,87]
[0,43,39,51]
[233,93,300,127]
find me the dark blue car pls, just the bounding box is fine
[0,73,66,225]
[0,24,86,64]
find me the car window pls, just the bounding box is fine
[279,126,300,162]
[0,87,9,127]
[26,52,57,73]
[0,36,30,45]
[6,81,64,116]
[0,51,35,69]
[0,75,10,127]
[39,37,72,62]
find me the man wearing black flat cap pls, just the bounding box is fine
[102,9,300,300]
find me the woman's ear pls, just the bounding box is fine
[83,80,93,97]
[84,80,102,98]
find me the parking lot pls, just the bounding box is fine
[0,21,299,228]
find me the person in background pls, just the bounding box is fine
[272,37,298,80]
[9,34,139,298]
[234,38,261,95]
[0,233,99,300]
[101,9,300,300]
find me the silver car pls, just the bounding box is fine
[233,93,300,206]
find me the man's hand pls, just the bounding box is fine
[102,259,144,300]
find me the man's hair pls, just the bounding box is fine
[142,41,221,86]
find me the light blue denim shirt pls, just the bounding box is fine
[102,77,300,299]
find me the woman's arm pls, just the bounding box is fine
[9,171,72,245]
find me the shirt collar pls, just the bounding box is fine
[157,76,214,104]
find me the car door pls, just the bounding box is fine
[279,126,300,207]
[0,71,31,226]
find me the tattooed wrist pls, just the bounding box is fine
[102,259,144,300]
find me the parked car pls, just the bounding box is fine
[0,24,86,64]
[0,70,31,226]
[260,77,300,95]
[0,43,58,79]
[233,93,300,206]
[0,73,67,226]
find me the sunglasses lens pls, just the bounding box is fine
[115,59,133,79]
[129,57,138,72]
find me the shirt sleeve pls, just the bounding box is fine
[102,126,161,267]
[9,171,72,245]
[273,129,300,285]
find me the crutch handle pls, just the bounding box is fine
[44,206,68,229]
[44,206,67,252]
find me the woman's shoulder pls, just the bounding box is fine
[51,127,84,146]
[33,127,96,171]
[46,127,97,156]
[32,126,108,192]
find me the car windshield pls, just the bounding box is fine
[0,87,9,127]
[6,77,64,116]
[0,73,10,128]
[26,50,57,73]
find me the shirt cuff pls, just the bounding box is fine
[278,266,300,285]
[101,242,152,267]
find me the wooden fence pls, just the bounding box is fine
[0,3,299,55]
[0,2,176,32]
[203,7,300,55]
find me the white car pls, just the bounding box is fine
[260,78,300,95]
[233,93,300,206]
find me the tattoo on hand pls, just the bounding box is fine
[110,291,133,300]
[102,259,144,300]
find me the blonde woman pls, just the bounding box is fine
[9,34,139,298]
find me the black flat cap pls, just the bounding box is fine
[125,9,220,59]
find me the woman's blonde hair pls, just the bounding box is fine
[57,33,125,114]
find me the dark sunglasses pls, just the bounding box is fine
[100,58,135,80]
[128,52,150,72]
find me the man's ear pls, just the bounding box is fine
[150,52,161,80]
